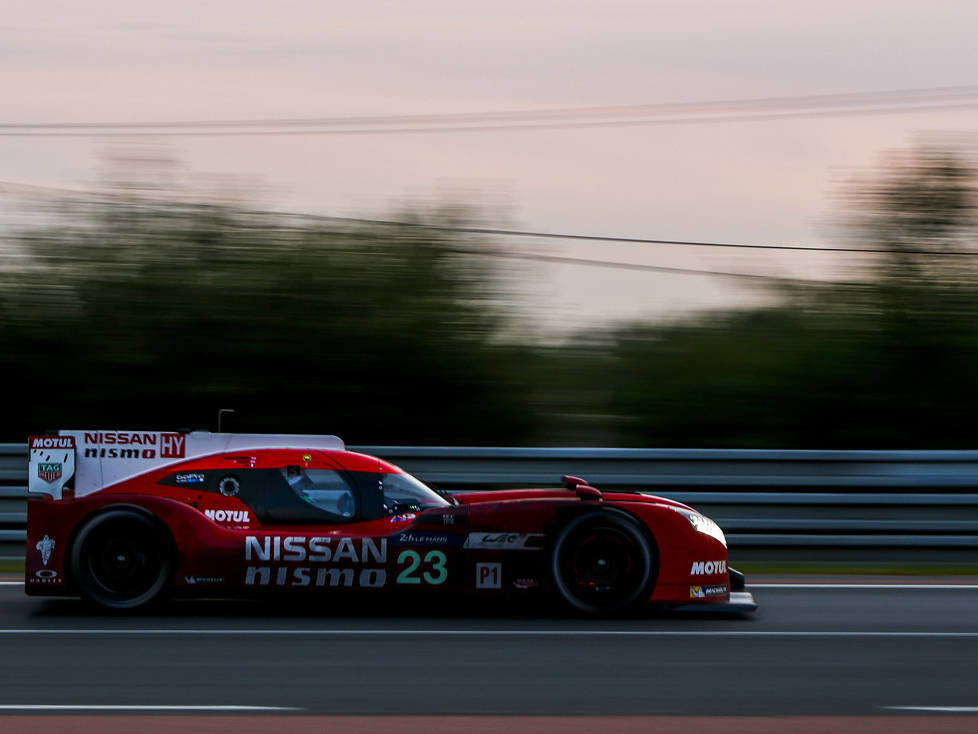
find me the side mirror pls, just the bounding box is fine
[562,475,588,490]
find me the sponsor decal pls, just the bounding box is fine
[35,535,55,566]
[184,576,224,585]
[204,509,251,524]
[689,584,727,599]
[302,453,312,463]
[159,433,186,458]
[245,536,387,564]
[33,569,61,584]
[464,533,543,550]
[392,531,463,547]
[690,560,727,575]
[28,439,74,500]
[82,431,186,460]
[513,577,539,590]
[175,472,205,484]
[37,463,62,483]
[244,535,389,588]
[475,562,501,589]
[245,566,387,588]
[218,476,240,496]
[395,550,449,585]
[30,436,75,449]
[390,513,417,523]
[442,515,456,526]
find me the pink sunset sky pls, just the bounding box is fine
[3,0,978,331]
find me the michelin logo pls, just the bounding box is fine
[690,584,728,599]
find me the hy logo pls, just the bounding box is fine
[36,535,55,566]
[37,463,62,483]
[160,433,186,458]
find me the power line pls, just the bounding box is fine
[269,212,978,257]
[2,178,976,257]
[3,84,978,128]
[458,249,839,285]
[0,180,842,283]
[2,85,978,137]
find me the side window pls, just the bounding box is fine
[282,466,356,519]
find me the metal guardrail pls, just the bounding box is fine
[3,443,978,560]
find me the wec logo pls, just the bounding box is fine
[690,560,727,575]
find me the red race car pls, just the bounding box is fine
[25,430,756,614]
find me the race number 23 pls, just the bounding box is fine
[396,549,448,585]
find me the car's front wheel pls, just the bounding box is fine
[551,511,656,615]
[70,509,173,610]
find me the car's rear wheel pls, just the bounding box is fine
[70,509,173,610]
[551,511,656,615]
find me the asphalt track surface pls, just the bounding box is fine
[0,581,977,729]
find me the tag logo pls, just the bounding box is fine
[37,463,62,483]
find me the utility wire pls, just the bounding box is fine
[266,211,978,257]
[1,178,975,257]
[2,84,977,128]
[2,85,978,137]
[458,249,840,285]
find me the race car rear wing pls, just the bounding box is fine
[29,430,345,498]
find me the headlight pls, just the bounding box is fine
[682,511,727,548]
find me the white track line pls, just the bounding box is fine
[0,628,975,638]
[7,581,978,588]
[750,584,978,589]
[882,706,978,713]
[0,705,299,711]
[5,581,976,589]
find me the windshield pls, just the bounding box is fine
[381,472,449,513]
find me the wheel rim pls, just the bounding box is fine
[554,518,652,612]
[84,521,162,600]
[569,529,634,594]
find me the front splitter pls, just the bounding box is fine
[663,590,758,614]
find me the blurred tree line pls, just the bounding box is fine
[0,178,535,444]
[1,145,976,447]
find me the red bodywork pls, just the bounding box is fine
[25,446,732,606]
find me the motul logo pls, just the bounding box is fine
[30,437,75,449]
[690,560,727,575]
[204,509,251,523]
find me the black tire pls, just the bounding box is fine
[70,509,173,610]
[551,511,656,615]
